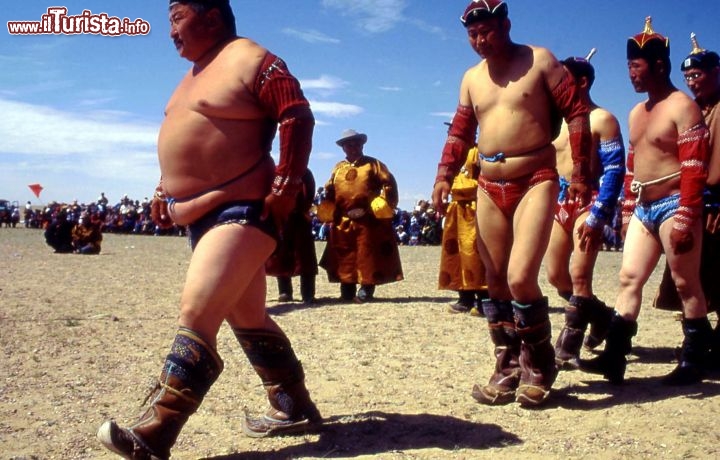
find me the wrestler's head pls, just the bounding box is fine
[562,55,596,88]
[680,33,720,101]
[169,0,236,36]
[460,0,508,27]
[627,17,670,74]
[681,33,719,72]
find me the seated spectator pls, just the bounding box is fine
[44,209,74,253]
[71,212,103,254]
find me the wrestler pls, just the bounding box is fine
[581,18,712,386]
[97,1,320,458]
[545,52,625,370]
[652,33,720,364]
[431,0,592,407]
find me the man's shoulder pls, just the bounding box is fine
[221,37,269,66]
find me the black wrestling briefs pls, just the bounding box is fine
[187,200,277,250]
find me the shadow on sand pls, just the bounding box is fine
[202,411,521,459]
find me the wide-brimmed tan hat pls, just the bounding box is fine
[336,129,367,146]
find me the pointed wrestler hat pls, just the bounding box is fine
[681,32,719,71]
[627,16,669,62]
[562,48,597,86]
[460,0,508,27]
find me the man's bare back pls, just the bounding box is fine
[158,38,275,224]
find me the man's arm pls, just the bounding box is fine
[549,66,592,201]
[585,115,626,230]
[254,52,314,226]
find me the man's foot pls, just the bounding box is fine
[277,293,293,302]
[579,354,626,385]
[242,411,322,438]
[471,383,515,405]
[447,302,472,314]
[662,363,705,386]
[515,384,552,407]
[97,420,166,460]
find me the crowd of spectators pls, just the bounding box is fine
[10,189,623,251]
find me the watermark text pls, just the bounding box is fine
[7,7,151,36]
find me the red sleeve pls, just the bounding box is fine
[674,123,710,233]
[436,104,477,184]
[255,52,314,196]
[551,68,592,185]
[622,145,636,225]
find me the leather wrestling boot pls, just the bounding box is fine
[97,328,223,460]
[583,296,614,350]
[662,317,712,385]
[234,329,322,438]
[513,298,558,407]
[580,313,637,384]
[340,283,357,302]
[555,296,591,370]
[277,277,294,302]
[471,299,520,405]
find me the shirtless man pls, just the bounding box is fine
[581,18,712,386]
[546,53,625,370]
[653,34,720,363]
[432,0,592,407]
[97,1,321,458]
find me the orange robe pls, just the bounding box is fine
[319,155,403,285]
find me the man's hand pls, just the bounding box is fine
[432,181,451,217]
[567,182,591,208]
[670,228,694,254]
[262,193,295,232]
[577,222,603,252]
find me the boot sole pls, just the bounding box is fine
[242,415,322,438]
[97,421,165,460]
[471,384,515,405]
[515,384,551,407]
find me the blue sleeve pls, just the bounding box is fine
[585,137,625,229]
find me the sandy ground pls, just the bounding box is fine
[1,228,719,460]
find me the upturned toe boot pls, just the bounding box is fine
[235,329,322,438]
[471,299,520,405]
[97,328,223,460]
[513,298,558,407]
[555,295,591,370]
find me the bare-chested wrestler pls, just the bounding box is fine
[97,1,321,458]
[546,52,626,370]
[431,0,592,407]
[581,18,712,386]
[652,34,720,365]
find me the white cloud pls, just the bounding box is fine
[379,86,402,92]
[300,75,349,92]
[322,0,407,33]
[309,100,364,118]
[282,28,340,44]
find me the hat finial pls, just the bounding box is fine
[690,32,706,56]
[643,16,654,35]
[585,48,597,61]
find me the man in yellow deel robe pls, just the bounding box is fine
[438,146,488,314]
[319,129,404,302]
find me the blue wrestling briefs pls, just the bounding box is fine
[634,194,679,235]
[187,200,277,250]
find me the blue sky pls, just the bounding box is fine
[2,1,719,210]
